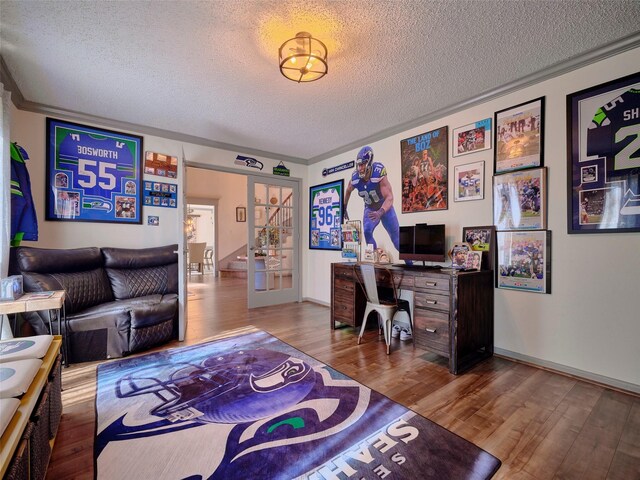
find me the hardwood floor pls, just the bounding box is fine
[46,275,639,479]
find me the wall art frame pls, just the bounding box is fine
[236,206,246,222]
[493,167,547,230]
[400,126,449,213]
[494,97,545,174]
[452,118,492,157]
[46,118,143,224]
[454,160,485,202]
[496,230,551,294]
[309,179,344,250]
[567,71,640,234]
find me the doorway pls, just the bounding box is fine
[186,202,217,277]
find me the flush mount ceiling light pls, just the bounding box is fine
[279,31,328,83]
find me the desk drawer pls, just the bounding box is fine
[414,310,449,356]
[414,275,450,293]
[334,278,355,294]
[333,265,355,280]
[414,291,450,313]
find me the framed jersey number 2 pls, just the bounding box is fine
[46,118,143,224]
[567,72,640,233]
[309,179,343,250]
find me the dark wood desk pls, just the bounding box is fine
[331,263,494,374]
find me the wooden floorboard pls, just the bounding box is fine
[44,275,640,480]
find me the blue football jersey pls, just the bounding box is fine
[587,88,640,174]
[350,162,387,210]
[57,131,136,199]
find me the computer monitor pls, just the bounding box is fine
[398,224,446,262]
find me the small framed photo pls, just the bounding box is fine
[496,230,551,294]
[449,242,472,269]
[454,160,484,202]
[462,225,496,271]
[236,207,246,222]
[494,97,544,174]
[493,167,546,230]
[464,251,482,271]
[147,215,159,226]
[452,118,492,157]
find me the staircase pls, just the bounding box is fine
[219,194,293,278]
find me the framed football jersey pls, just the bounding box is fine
[309,179,343,250]
[567,72,640,233]
[46,118,143,224]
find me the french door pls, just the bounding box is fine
[247,176,300,308]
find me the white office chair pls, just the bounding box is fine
[354,264,411,354]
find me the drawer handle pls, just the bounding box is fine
[426,300,437,305]
[426,282,437,287]
[425,328,437,333]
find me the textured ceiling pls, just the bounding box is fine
[1,1,640,163]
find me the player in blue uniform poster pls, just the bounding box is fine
[344,146,400,251]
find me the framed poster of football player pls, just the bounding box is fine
[493,167,547,231]
[309,179,343,250]
[400,126,449,213]
[452,118,492,157]
[454,161,484,202]
[496,230,551,294]
[494,97,545,174]
[46,118,143,224]
[567,71,640,233]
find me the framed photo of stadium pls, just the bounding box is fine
[494,97,545,174]
[462,225,496,271]
[309,179,344,250]
[452,118,492,157]
[46,118,143,224]
[496,230,551,294]
[567,71,640,234]
[493,167,547,230]
[454,161,484,202]
[400,126,449,213]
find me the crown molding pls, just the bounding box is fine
[307,31,640,164]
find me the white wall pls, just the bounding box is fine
[10,108,308,251]
[304,47,640,388]
[187,169,247,260]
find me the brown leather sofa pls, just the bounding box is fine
[11,244,179,363]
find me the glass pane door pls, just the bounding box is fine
[247,176,299,308]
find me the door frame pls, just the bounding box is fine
[186,197,219,277]
[184,161,302,307]
[246,174,301,308]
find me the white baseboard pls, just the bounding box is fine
[494,347,640,395]
[303,297,329,307]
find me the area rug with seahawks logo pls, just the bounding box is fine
[95,328,500,479]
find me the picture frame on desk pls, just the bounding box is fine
[462,225,495,271]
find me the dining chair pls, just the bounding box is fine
[353,264,412,354]
[204,247,214,272]
[187,242,207,274]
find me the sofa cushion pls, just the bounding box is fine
[22,269,114,315]
[103,244,178,299]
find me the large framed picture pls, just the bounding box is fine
[46,118,143,224]
[452,118,492,157]
[309,179,344,250]
[454,160,484,202]
[494,97,544,174]
[493,167,547,230]
[400,126,449,213]
[567,71,640,233]
[462,225,496,271]
[496,230,551,294]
